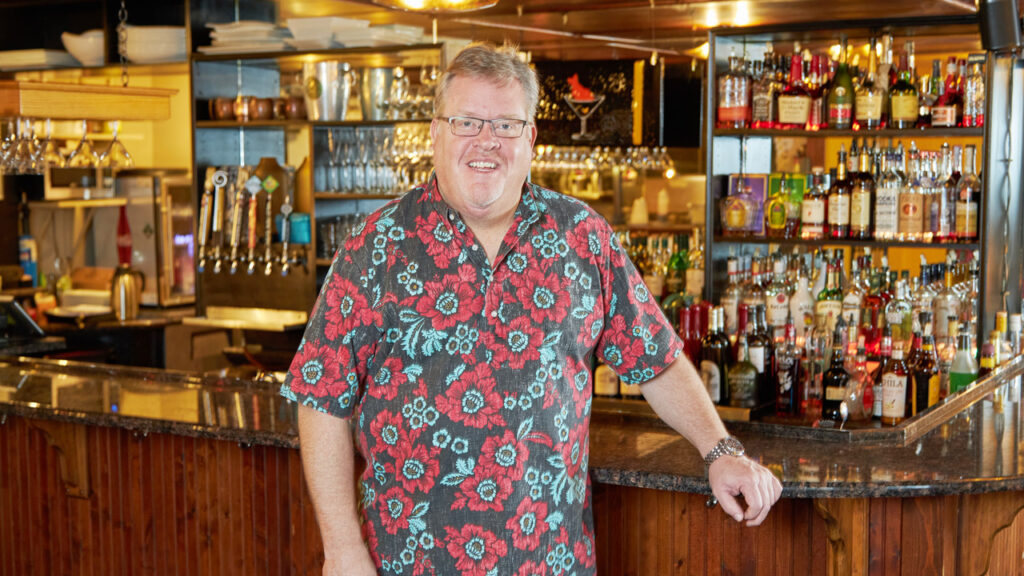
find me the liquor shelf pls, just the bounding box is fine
[196,119,430,129]
[712,234,981,251]
[713,127,985,138]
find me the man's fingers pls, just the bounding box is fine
[741,477,764,521]
[715,490,746,523]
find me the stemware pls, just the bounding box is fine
[325,129,339,192]
[98,121,133,169]
[66,120,99,168]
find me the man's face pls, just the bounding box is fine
[430,75,537,221]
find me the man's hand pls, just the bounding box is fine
[708,455,782,526]
[324,543,377,576]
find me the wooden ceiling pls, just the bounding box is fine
[274,0,998,61]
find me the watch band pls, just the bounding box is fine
[703,435,745,467]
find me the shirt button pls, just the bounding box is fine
[471,244,478,251]
[448,212,454,220]
[491,311,497,317]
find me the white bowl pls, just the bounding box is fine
[124,26,186,63]
[61,29,105,67]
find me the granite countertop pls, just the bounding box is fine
[43,305,195,332]
[1,356,1022,499]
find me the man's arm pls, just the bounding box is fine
[640,357,782,526]
[297,405,377,575]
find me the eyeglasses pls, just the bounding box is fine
[437,116,530,138]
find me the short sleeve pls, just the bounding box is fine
[592,227,684,385]
[280,224,383,419]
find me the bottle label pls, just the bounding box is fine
[766,197,788,230]
[767,293,790,328]
[898,192,924,234]
[931,106,957,127]
[777,95,811,125]
[728,369,758,408]
[748,346,766,374]
[881,372,908,419]
[752,91,774,123]
[891,93,918,122]
[956,201,978,238]
[815,300,843,332]
[855,92,884,121]
[828,102,852,123]
[685,269,704,298]
[827,195,850,225]
[644,274,665,302]
[825,385,846,401]
[801,198,825,229]
[928,374,940,408]
[850,189,872,230]
[720,294,739,334]
[719,105,750,123]
[701,360,722,403]
[934,302,955,338]
[875,187,900,236]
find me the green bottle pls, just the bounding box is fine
[948,328,978,394]
[828,36,854,129]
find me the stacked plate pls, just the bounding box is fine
[0,49,77,71]
[285,17,368,50]
[199,21,289,54]
[335,23,426,48]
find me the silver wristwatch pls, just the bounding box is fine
[704,436,745,467]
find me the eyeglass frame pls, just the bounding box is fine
[436,116,532,139]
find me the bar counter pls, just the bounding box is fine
[1,356,1022,574]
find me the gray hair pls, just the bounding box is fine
[434,42,539,121]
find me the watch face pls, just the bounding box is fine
[723,437,745,456]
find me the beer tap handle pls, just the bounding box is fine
[228,168,249,274]
[279,167,295,276]
[197,167,215,273]
[264,184,274,276]
[211,168,228,274]
[243,173,263,275]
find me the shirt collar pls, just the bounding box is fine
[419,172,545,239]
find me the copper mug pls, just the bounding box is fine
[210,98,235,120]
[250,98,273,120]
[285,96,306,119]
[273,98,288,120]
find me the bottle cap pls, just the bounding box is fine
[1010,314,1022,332]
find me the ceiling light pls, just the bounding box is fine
[732,1,751,26]
[374,0,497,13]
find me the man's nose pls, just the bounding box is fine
[473,122,500,148]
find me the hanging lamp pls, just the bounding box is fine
[373,0,498,13]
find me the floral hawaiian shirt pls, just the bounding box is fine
[281,174,683,576]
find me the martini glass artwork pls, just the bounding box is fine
[564,94,605,141]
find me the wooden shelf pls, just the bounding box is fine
[0,80,175,121]
[712,234,980,251]
[191,43,443,63]
[713,127,985,138]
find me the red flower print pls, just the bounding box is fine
[342,211,381,252]
[565,221,606,265]
[415,271,483,331]
[443,524,507,576]
[479,429,529,480]
[378,486,414,535]
[563,356,592,418]
[511,267,569,324]
[369,409,408,455]
[323,275,379,341]
[368,356,409,401]
[505,497,549,551]
[514,561,548,576]
[387,441,440,494]
[483,316,543,369]
[574,521,596,569]
[287,340,344,398]
[415,211,461,269]
[435,364,506,429]
[452,471,513,512]
[597,316,645,371]
[560,422,589,479]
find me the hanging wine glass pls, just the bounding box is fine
[12,118,41,175]
[99,121,133,169]
[66,120,98,168]
[38,119,65,169]
[0,120,17,174]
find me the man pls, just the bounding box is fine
[283,42,781,576]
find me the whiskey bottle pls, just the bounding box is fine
[717,48,751,129]
[912,316,940,415]
[775,314,802,417]
[751,44,778,129]
[854,37,886,130]
[801,167,828,239]
[827,147,852,239]
[889,49,919,130]
[955,144,980,242]
[849,143,875,239]
[720,256,741,338]
[777,52,812,130]
[701,307,730,404]
[821,323,850,422]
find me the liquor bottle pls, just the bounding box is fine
[949,324,978,394]
[847,337,872,420]
[873,327,892,419]
[807,53,827,131]
[918,59,941,129]
[642,235,666,301]
[937,316,957,400]
[701,307,730,405]
[955,144,980,242]
[764,176,789,238]
[827,36,855,130]
[841,258,864,328]
[765,258,791,341]
[889,49,919,130]
[777,52,812,130]
[783,172,803,238]
[1009,313,1022,358]
[717,48,751,129]
[855,37,886,130]
[898,148,924,242]
[775,315,802,417]
[880,328,911,426]
[932,268,960,340]
[746,305,771,400]
[594,363,620,397]
[827,146,851,239]
[995,311,1013,365]
[685,228,705,298]
[849,143,874,239]
[728,330,759,408]
[931,57,961,127]
[821,323,850,422]
[978,331,998,378]
[801,167,828,239]
[962,56,985,127]
[679,307,697,362]
[815,255,843,334]
[741,257,765,311]
[720,257,741,338]
[874,148,901,240]
[789,263,815,345]
[751,44,777,129]
[934,144,957,242]
[912,318,940,415]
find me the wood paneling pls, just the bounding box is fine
[3,414,1024,575]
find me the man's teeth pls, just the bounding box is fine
[469,161,496,169]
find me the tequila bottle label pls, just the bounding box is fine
[881,373,908,419]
